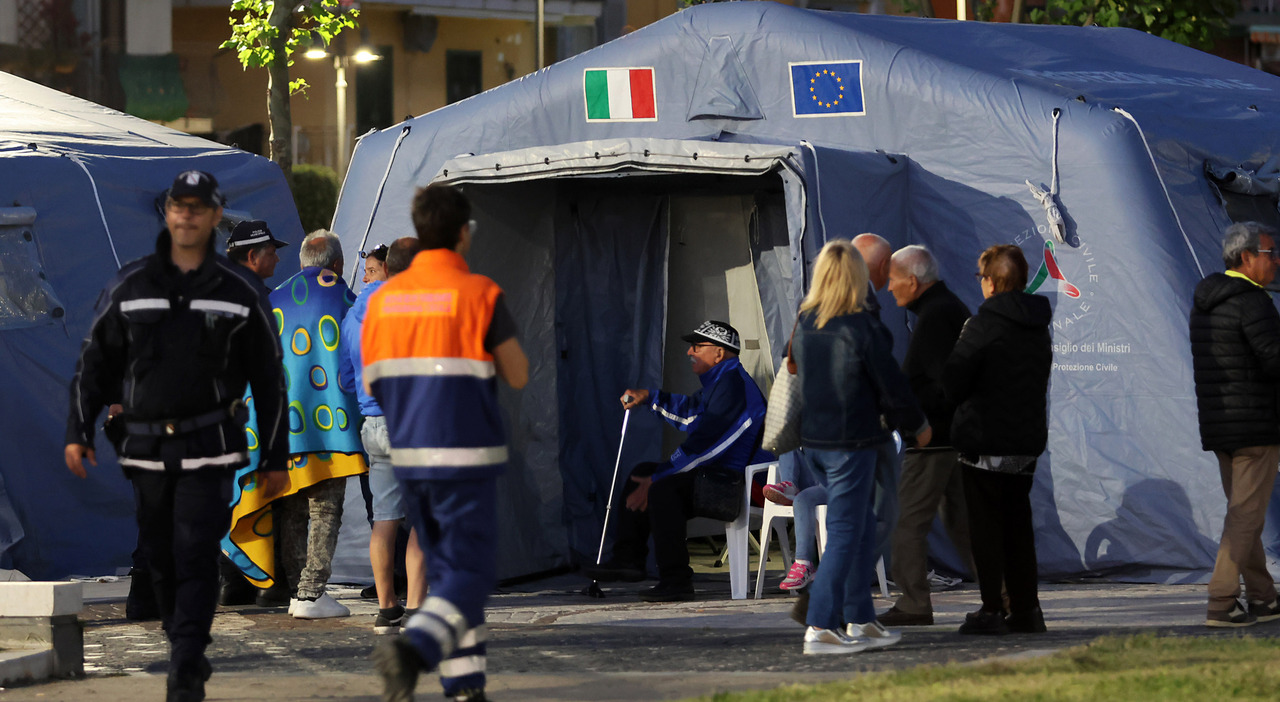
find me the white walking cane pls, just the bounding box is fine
[584,397,633,599]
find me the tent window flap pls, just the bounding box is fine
[0,207,65,330]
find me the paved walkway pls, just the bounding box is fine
[1,567,1254,701]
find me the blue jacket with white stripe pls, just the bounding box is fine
[647,356,771,482]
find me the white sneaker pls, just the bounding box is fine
[802,626,871,655]
[288,598,300,616]
[292,593,350,619]
[847,620,902,649]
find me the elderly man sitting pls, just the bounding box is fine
[585,320,771,602]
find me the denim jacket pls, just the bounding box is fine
[794,310,926,450]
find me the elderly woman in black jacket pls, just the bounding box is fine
[944,244,1052,635]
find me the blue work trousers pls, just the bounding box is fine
[400,475,497,697]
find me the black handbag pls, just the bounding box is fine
[691,465,745,522]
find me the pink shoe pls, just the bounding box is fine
[763,481,798,506]
[780,561,816,591]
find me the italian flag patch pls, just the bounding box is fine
[584,68,657,122]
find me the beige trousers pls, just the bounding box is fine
[1208,445,1280,612]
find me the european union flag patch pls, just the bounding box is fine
[790,61,865,118]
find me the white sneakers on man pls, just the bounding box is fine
[847,620,902,649]
[292,593,350,619]
[802,626,872,655]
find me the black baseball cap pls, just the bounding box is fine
[227,220,288,251]
[681,320,741,352]
[168,170,226,208]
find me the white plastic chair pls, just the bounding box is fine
[723,461,775,600]
[753,463,793,599]
[815,503,890,599]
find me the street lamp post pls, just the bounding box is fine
[307,43,378,177]
[334,54,349,176]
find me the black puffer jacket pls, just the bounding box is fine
[903,280,971,447]
[1190,272,1280,452]
[944,291,1052,457]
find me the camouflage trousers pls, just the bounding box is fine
[276,476,347,600]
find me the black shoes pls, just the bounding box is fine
[375,605,407,635]
[878,606,935,627]
[255,583,291,607]
[217,576,256,607]
[1005,606,1047,633]
[639,581,695,602]
[453,688,489,701]
[362,574,410,600]
[958,609,1010,635]
[582,560,646,583]
[372,636,424,702]
[165,659,209,702]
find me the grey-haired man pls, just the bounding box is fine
[586,320,771,602]
[1191,221,1280,628]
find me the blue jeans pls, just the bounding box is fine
[778,449,818,491]
[805,448,878,630]
[873,437,902,568]
[793,485,828,564]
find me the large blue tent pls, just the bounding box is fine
[0,72,304,579]
[332,2,1280,583]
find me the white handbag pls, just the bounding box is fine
[761,315,802,455]
[761,361,802,455]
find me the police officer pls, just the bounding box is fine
[65,170,289,702]
[226,218,288,293]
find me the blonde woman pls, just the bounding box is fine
[792,239,931,654]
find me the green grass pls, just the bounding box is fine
[695,634,1280,701]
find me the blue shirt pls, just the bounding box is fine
[339,280,384,417]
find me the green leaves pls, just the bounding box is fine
[1021,0,1233,49]
[222,0,358,73]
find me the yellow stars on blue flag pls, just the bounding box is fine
[790,61,865,117]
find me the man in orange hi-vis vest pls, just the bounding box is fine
[366,184,528,702]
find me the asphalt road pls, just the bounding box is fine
[1,572,1268,701]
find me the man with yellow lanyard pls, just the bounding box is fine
[1190,221,1280,628]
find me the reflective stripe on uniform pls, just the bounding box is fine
[654,403,697,426]
[118,452,247,471]
[190,299,250,317]
[457,625,488,648]
[390,446,508,467]
[405,612,459,659]
[365,357,495,384]
[423,596,469,640]
[120,298,170,313]
[439,654,486,677]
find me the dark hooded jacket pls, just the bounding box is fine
[903,280,971,447]
[944,291,1052,457]
[1190,272,1280,452]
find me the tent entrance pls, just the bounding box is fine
[436,139,804,564]
[662,194,775,456]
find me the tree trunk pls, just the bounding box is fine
[267,1,293,181]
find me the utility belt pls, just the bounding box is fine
[105,399,249,445]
